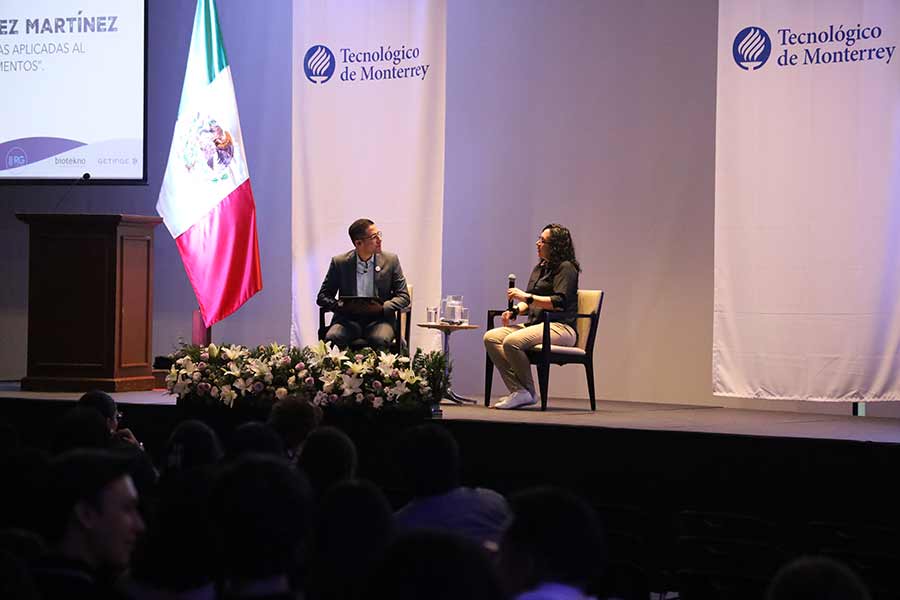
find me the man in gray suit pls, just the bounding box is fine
[317,218,410,350]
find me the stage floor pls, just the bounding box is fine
[3,383,900,445]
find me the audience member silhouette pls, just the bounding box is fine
[226,421,285,460]
[306,479,394,600]
[297,426,358,500]
[766,555,871,600]
[268,395,323,463]
[77,390,143,449]
[31,448,146,600]
[51,406,112,454]
[0,548,40,600]
[128,466,219,600]
[211,454,312,600]
[0,446,50,533]
[393,423,510,550]
[364,530,505,600]
[158,419,224,481]
[499,486,607,600]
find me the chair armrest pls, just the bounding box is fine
[487,309,506,328]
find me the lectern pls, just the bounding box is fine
[16,214,163,392]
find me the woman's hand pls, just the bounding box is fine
[501,310,516,327]
[507,287,528,302]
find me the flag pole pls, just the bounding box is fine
[192,308,212,346]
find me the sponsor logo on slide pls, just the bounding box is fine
[304,45,335,83]
[733,26,772,70]
[5,147,27,169]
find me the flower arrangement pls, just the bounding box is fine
[165,341,449,412]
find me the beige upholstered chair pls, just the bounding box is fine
[484,289,604,410]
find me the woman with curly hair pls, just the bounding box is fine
[483,224,581,409]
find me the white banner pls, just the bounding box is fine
[291,0,445,351]
[714,0,900,400]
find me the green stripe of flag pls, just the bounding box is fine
[197,0,229,83]
[177,0,230,115]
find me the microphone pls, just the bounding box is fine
[52,172,91,211]
[508,273,516,313]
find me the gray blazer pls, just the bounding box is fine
[316,250,410,319]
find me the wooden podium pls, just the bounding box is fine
[17,214,163,392]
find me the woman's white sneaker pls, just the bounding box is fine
[495,389,536,409]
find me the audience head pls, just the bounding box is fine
[297,426,357,498]
[161,419,223,477]
[267,395,322,457]
[499,486,607,595]
[227,421,284,460]
[211,454,312,582]
[309,479,394,600]
[0,447,50,532]
[0,549,39,600]
[51,406,112,454]
[131,466,219,592]
[365,530,504,600]
[397,423,460,497]
[77,390,120,433]
[43,449,145,571]
[766,555,870,600]
[315,478,393,559]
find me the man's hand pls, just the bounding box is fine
[114,428,143,450]
[501,310,517,327]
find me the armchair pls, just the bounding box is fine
[484,289,604,410]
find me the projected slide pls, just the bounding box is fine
[0,0,145,181]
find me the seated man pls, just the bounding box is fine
[317,218,410,351]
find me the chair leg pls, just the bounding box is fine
[537,363,550,411]
[484,355,494,407]
[584,360,596,411]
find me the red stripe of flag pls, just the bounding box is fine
[175,178,262,327]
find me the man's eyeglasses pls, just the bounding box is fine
[363,231,383,242]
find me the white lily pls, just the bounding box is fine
[222,345,246,361]
[387,380,409,398]
[325,344,349,364]
[220,385,236,407]
[208,343,219,359]
[347,361,370,376]
[179,357,197,377]
[233,377,250,395]
[341,374,363,397]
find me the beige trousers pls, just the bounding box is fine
[483,322,576,395]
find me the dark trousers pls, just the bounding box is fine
[325,317,395,351]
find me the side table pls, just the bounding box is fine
[417,322,479,404]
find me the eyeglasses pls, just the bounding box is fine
[361,231,383,242]
[114,409,123,421]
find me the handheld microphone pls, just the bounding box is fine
[52,172,91,211]
[508,273,516,313]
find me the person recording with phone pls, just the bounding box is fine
[483,224,580,409]
[316,218,410,350]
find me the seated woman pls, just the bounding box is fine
[483,223,580,409]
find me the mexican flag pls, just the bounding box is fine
[156,0,262,327]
